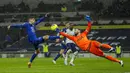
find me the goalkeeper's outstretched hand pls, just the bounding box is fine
[85,15,91,22]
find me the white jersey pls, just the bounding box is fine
[65,28,75,44]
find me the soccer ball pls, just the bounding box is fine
[51,24,58,30]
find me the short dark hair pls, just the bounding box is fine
[28,16,35,19]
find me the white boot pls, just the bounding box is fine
[119,60,124,67]
[69,51,78,66]
[64,49,71,65]
[52,60,56,64]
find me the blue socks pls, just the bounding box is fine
[49,36,60,40]
[63,49,67,54]
[30,53,38,63]
[54,53,61,61]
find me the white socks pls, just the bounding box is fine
[70,51,78,63]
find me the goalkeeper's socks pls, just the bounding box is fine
[30,53,38,63]
[101,44,112,49]
[105,55,120,63]
[49,36,60,40]
[54,53,61,61]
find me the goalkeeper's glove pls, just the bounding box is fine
[85,15,91,22]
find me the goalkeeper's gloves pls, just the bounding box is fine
[85,15,91,22]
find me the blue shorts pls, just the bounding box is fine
[66,43,77,53]
[29,37,44,50]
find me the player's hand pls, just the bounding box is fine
[85,15,91,22]
[7,25,11,30]
[56,39,60,43]
[45,13,50,18]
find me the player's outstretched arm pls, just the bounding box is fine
[83,15,92,34]
[50,24,74,41]
[34,13,50,25]
[8,23,26,29]
[59,32,74,41]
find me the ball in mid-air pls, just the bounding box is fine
[51,24,58,30]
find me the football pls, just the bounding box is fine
[51,24,58,30]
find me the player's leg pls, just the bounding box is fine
[65,43,77,65]
[62,49,67,58]
[52,49,64,64]
[69,44,79,66]
[64,49,71,65]
[29,35,61,64]
[104,53,123,67]
[93,41,115,52]
[64,43,72,65]
[28,43,40,68]
[90,41,123,67]
[28,37,44,68]
[52,43,67,64]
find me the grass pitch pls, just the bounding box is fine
[0,58,129,73]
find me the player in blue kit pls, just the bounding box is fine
[52,38,67,64]
[8,13,61,68]
[52,28,67,64]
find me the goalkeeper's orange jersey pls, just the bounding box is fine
[60,22,91,51]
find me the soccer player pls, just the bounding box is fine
[52,38,67,64]
[64,23,79,66]
[54,15,124,67]
[52,27,67,64]
[8,13,62,68]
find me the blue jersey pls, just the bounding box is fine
[11,17,45,43]
[58,28,67,49]
[57,28,66,43]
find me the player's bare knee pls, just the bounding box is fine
[35,50,40,54]
[43,35,49,40]
[60,49,64,54]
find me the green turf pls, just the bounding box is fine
[0,58,129,73]
[37,25,130,30]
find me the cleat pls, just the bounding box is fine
[28,62,32,68]
[108,47,115,52]
[69,62,75,66]
[119,60,124,67]
[52,60,56,64]
[64,60,68,65]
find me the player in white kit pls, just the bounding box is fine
[64,23,79,66]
